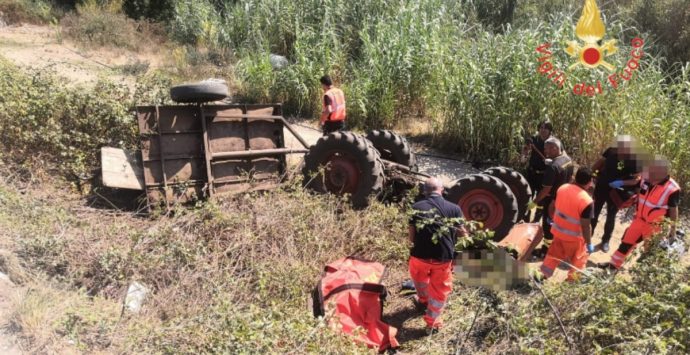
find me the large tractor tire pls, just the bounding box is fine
[446,174,519,240]
[483,166,531,221]
[365,130,416,168]
[170,81,228,103]
[303,132,385,208]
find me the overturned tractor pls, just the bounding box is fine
[301,130,531,240]
[101,82,532,240]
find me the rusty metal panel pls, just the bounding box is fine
[136,103,287,209]
[146,184,205,206]
[138,106,200,134]
[143,158,205,185]
[141,134,203,160]
[207,119,246,153]
[248,119,282,150]
[212,157,281,182]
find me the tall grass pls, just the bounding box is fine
[167,0,690,192]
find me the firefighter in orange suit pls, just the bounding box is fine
[540,167,595,282]
[319,75,346,135]
[609,157,680,269]
[408,177,467,332]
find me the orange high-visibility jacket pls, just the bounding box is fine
[552,183,593,239]
[322,88,346,122]
[636,178,680,223]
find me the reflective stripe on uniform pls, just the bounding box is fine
[428,298,444,309]
[414,281,429,297]
[552,223,580,237]
[555,209,579,224]
[637,179,680,220]
[425,309,440,319]
[640,180,678,209]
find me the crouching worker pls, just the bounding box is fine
[408,177,467,332]
[539,168,595,282]
[609,157,680,269]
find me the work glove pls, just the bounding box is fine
[527,200,538,210]
[609,180,625,189]
[586,243,595,254]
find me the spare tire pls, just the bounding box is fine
[483,166,532,221]
[446,174,518,240]
[302,132,385,208]
[365,130,416,168]
[170,81,228,103]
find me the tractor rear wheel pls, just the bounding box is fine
[446,174,518,240]
[366,130,416,168]
[483,166,531,221]
[302,132,385,208]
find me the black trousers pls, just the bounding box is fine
[322,120,345,135]
[591,187,618,244]
[526,169,544,222]
[542,197,553,240]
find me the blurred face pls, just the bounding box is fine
[647,163,669,184]
[544,143,559,158]
[539,125,551,140]
[321,84,329,91]
[616,136,633,158]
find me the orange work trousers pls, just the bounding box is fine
[539,236,588,281]
[610,218,659,269]
[409,256,453,328]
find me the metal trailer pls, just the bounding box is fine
[101,82,535,246]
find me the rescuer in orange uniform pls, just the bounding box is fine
[319,75,346,135]
[408,177,467,332]
[539,167,595,282]
[608,157,680,269]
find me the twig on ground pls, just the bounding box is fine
[455,300,485,354]
[530,275,573,348]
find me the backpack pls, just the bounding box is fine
[312,256,399,352]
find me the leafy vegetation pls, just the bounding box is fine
[162,0,690,194]
[0,0,689,353]
[0,58,171,179]
[0,173,687,353]
[60,0,165,51]
[0,0,60,24]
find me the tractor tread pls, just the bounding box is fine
[446,173,518,240]
[484,166,532,221]
[366,130,416,168]
[303,132,385,208]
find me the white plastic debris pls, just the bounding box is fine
[269,54,288,69]
[660,230,687,258]
[125,281,149,313]
[0,271,12,285]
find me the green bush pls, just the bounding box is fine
[61,1,165,50]
[0,0,59,24]
[0,59,171,177]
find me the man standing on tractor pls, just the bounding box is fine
[590,135,642,252]
[408,177,467,333]
[528,137,573,251]
[319,75,346,135]
[539,167,595,282]
[608,157,680,269]
[523,120,553,221]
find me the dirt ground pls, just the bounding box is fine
[0,274,21,355]
[0,24,164,88]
